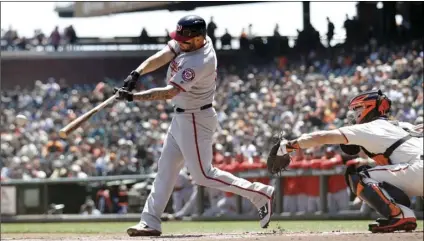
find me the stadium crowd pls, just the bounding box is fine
[0,15,344,53]
[1,32,423,214]
[1,25,78,51]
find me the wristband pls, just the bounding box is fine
[127,93,134,102]
[130,70,140,81]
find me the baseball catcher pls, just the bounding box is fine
[267,89,423,233]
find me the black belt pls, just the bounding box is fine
[175,103,212,113]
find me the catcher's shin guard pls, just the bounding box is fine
[348,173,417,233]
[380,181,411,207]
[348,173,401,218]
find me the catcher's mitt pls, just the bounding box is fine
[267,134,292,175]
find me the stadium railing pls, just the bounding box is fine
[1,35,346,52]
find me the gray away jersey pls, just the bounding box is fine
[166,36,217,110]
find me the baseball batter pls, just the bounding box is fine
[115,15,275,237]
[268,89,423,233]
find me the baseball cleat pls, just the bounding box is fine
[259,187,275,229]
[368,217,417,233]
[126,223,161,237]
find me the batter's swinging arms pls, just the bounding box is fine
[267,89,423,233]
[114,15,275,237]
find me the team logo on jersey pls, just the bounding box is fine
[182,68,195,82]
[170,60,182,77]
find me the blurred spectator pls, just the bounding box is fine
[240,138,256,162]
[239,152,266,170]
[387,80,403,102]
[247,24,255,40]
[42,131,64,158]
[139,27,150,44]
[64,25,77,50]
[207,16,217,48]
[69,163,88,178]
[96,184,113,213]
[116,184,129,214]
[81,199,101,216]
[295,23,322,53]
[326,17,335,47]
[273,24,280,38]
[15,37,29,50]
[168,185,201,219]
[304,156,322,213]
[321,146,349,213]
[283,150,306,213]
[270,24,282,55]
[239,28,249,50]
[3,25,19,50]
[172,169,194,214]
[344,14,353,46]
[221,28,232,50]
[396,101,417,123]
[202,187,223,217]
[33,29,46,49]
[49,26,61,51]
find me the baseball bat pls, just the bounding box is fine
[59,94,117,138]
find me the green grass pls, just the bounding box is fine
[1,220,423,234]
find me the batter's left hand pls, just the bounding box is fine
[114,87,134,102]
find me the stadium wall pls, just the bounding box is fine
[1,50,256,89]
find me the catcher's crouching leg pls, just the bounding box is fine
[346,168,417,233]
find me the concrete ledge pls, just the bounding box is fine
[2,212,422,223]
[0,50,157,59]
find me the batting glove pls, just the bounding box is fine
[122,70,140,92]
[114,87,133,102]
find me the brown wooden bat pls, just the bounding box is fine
[59,94,117,139]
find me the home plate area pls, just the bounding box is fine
[2,231,423,241]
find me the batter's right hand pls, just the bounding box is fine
[114,87,134,102]
[122,70,140,92]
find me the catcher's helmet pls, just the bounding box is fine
[170,15,206,42]
[348,89,391,124]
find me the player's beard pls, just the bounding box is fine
[179,42,196,52]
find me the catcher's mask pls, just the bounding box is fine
[348,89,391,124]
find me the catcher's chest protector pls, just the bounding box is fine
[361,121,423,165]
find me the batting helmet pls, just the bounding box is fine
[170,15,206,42]
[348,89,391,124]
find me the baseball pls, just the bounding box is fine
[15,114,28,126]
